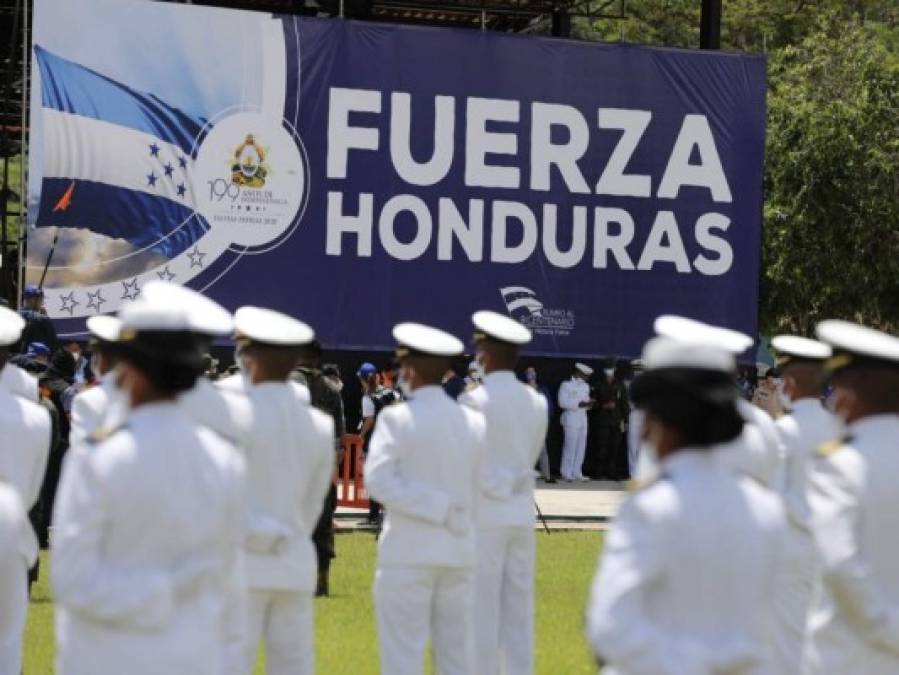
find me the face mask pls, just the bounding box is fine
[604,368,614,378]
[398,376,412,398]
[778,391,792,410]
[774,379,791,410]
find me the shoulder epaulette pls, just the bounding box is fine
[86,424,126,445]
[627,471,667,492]
[816,435,854,457]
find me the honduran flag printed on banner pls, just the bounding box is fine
[33,46,209,259]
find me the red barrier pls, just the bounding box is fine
[336,434,369,508]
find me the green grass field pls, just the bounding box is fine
[24,531,603,674]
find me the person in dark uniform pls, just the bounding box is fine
[292,341,345,597]
[589,360,630,479]
[441,362,467,400]
[17,285,58,354]
[37,349,76,547]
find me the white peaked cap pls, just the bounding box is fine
[575,363,593,376]
[472,310,532,345]
[653,314,754,354]
[771,335,832,362]
[119,281,232,336]
[86,315,122,342]
[0,306,25,347]
[393,322,464,357]
[234,306,315,346]
[816,320,899,365]
[642,335,736,373]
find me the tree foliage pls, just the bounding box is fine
[762,18,899,333]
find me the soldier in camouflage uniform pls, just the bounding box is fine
[292,341,345,597]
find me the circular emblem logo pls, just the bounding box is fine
[194,112,305,249]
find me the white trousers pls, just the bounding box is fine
[475,526,536,675]
[560,419,588,480]
[0,557,27,675]
[243,589,314,675]
[374,565,474,675]
[537,444,551,480]
[773,525,818,675]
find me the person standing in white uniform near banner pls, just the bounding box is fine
[767,335,842,673]
[364,322,486,675]
[51,290,245,675]
[233,306,334,675]
[0,306,51,511]
[587,333,786,675]
[69,316,128,446]
[651,315,784,487]
[805,320,899,675]
[460,311,547,675]
[558,363,594,481]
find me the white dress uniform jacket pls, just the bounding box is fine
[558,377,591,480]
[0,482,38,675]
[364,385,486,675]
[69,375,128,447]
[766,398,842,674]
[0,362,38,402]
[460,371,547,675]
[806,414,899,674]
[0,386,51,509]
[52,402,245,675]
[240,381,333,675]
[587,450,786,675]
[716,399,784,488]
[180,376,255,449]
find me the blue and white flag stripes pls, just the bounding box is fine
[33,46,209,259]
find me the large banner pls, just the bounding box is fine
[27,0,766,357]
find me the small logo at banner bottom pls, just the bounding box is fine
[500,286,575,337]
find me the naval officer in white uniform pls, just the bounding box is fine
[0,307,50,675]
[767,335,842,673]
[0,306,38,402]
[51,288,246,675]
[805,320,899,675]
[587,333,787,675]
[364,322,486,675]
[459,311,547,675]
[69,316,128,446]
[558,362,594,481]
[651,315,784,487]
[233,306,334,675]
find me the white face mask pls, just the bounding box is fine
[398,376,412,398]
[604,368,614,378]
[775,379,791,410]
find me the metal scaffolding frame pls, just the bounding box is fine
[0,0,27,306]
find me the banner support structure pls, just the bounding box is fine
[699,0,721,49]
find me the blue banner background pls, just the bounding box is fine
[216,19,765,357]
